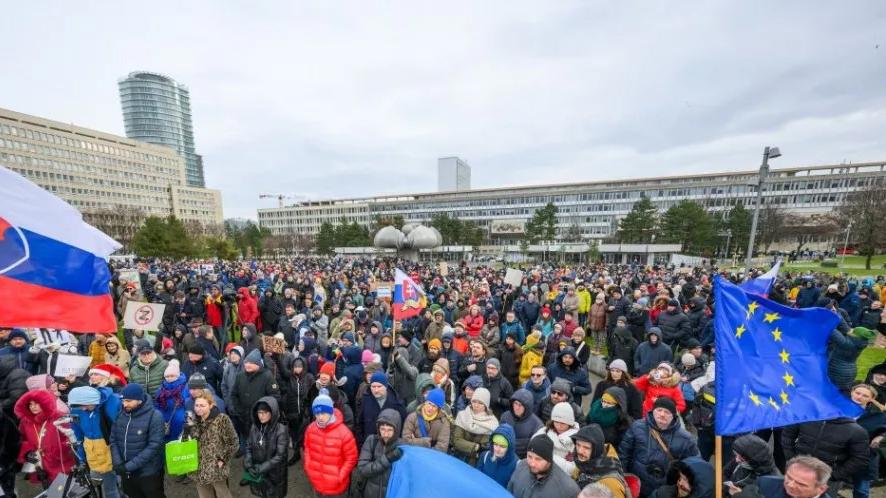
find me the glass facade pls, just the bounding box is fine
[118,71,205,187]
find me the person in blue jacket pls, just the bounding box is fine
[476,423,518,488]
[110,383,166,498]
[154,359,191,442]
[68,386,122,498]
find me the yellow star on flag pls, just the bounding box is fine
[749,391,762,406]
[783,372,795,386]
[779,349,790,363]
[764,312,781,323]
[771,328,783,342]
[747,301,760,318]
[735,324,747,339]
[780,390,790,405]
[768,397,781,410]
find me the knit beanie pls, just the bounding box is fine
[601,392,619,406]
[164,359,181,378]
[361,349,375,364]
[551,402,576,425]
[428,338,442,351]
[188,373,208,389]
[9,329,28,341]
[67,386,101,406]
[189,344,205,356]
[319,362,336,379]
[653,396,678,417]
[486,358,501,371]
[681,353,697,367]
[230,345,244,360]
[527,434,554,462]
[370,371,389,387]
[312,388,334,416]
[472,387,492,409]
[244,348,263,367]
[608,359,628,374]
[425,388,445,409]
[121,383,145,401]
[341,332,356,344]
[491,434,509,448]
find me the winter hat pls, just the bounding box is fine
[188,373,208,390]
[224,343,239,355]
[551,402,576,425]
[491,434,509,448]
[273,332,286,343]
[319,362,336,379]
[428,338,442,351]
[433,357,450,375]
[189,344,205,356]
[361,349,375,364]
[526,331,542,348]
[135,339,153,354]
[399,329,415,342]
[312,388,334,416]
[425,388,445,409]
[472,387,492,409]
[244,349,263,367]
[121,383,145,401]
[637,297,649,307]
[668,299,680,307]
[486,358,501,371]
[88,365,112,379]
[370,371,389,387]
[341,332,356,344]
[90,364,128,386]
[9,329,28,341]
[657,362,675,376]
[164,359,181,378]
[541,306,551,315]
[852,327,877,341]
[616,316,627,324]
[601,392,619,406]
[608,359,628,374]
[229,345,244,360]
[653,396,678,418]
[681,353,697,367]
[67,386,101,406]
[26,374,55,391]
[527,434,554,463]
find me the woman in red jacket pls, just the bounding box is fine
[633,362,687,417]
[304,389,358,497]
[237,287,261,329]
[14,389,75,488]
[464,305,485,338]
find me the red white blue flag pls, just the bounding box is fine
[393,268,427,320]
[0,165,121,332]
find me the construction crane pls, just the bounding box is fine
[259,193,307,208]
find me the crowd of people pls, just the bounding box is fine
[0,256,885,498]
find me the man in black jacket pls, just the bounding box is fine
[658,299,692,349]
[231,349,281,433]
[781,417,869,486]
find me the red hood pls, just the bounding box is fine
[14,389,59,423]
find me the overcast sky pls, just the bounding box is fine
[2,2,885,220]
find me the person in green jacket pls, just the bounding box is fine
[129,340,168,395]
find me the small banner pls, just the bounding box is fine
[123,301,165,331]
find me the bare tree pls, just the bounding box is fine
[83,207,145,251]
[756,203,785,253]
[836,183,886,269]
[782,214,839,254]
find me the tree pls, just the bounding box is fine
[724,203,752,257]
[782,214,838,255]
[564,223,583,243]
[131,216,196,259]
[586,241,601,264]
[836,184,886,269]
[83,207,145,252]
[659,200,718,256]
[526,202,558,243]
[372,214,404,231]
[225,220,271,257]
[430,213,485,246]
[617,197,659,243]
[202,236,239,260]
[756,204,785,254]
[316,222,336,255]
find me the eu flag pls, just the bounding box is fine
[714,276,862,435]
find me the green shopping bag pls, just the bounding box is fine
[165,438,199,475]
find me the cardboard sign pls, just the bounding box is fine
[262,335,286,354]
[53,354,91,378]
[377,286,392,300]
[123,301,165,331]
[504,268,524,289]
[118,269,141,292]
[439,262,449,276]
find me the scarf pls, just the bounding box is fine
[418,407,439,438]
[454,407,499,435]
[589,399,620,428]
[156,376,187,409]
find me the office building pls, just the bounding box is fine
[438,156,471,192]
[258,160,886,254]
[118,71,205,187]
[0,107,223,249]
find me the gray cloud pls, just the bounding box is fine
[1,1,885,219]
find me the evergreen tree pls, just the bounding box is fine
[659,200,718,256]
[526,202,558,243]
[617,197,659,243]
[724,203,752,257]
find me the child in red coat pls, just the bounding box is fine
[14,389,76,488]
[303,389,358,497]
[633,362,687,417]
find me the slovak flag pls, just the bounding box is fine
[393,268,427,321]
[740,260,782,298]
[0,165,121,332]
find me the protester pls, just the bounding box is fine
[401,387,451,452]
[110,383,167,498]
[129,340,168,394]
[155,358,190,441]
[507,434,581,497]
[14,389,75,488]
[534,401,580,475]
[452,386,499,465]
[587,386,633,449]
[592,359,643,419]
[500,388,544,459]
[652,457,714,498]
[571,423,628,498]
[723,434,780,492]
[183,392,238,498]
[68,385,122,498]
[476,423,518,488]
[303,389,357,498]
[355,408,403,498]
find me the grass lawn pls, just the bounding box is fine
[782,254,886,277]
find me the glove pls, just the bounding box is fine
[385,445,403,462]
[113,463,127,476]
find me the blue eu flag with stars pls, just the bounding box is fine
[714,276,862,435]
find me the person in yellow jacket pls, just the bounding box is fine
[519,331,546,384]
[577,283,592,328]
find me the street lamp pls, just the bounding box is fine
[840,222,853,268]
[745,146,781,272]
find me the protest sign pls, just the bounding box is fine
[262,335,286,354]
[504,268,524,289]
[123,301,165,331]
[54,354,91,377]
[118,269,141,292]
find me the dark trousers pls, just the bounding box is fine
[121,474,166,498]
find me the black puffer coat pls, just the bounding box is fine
[686,297,708,340]
[0,357,28,415]
[245,397,289,498]
[657,309,692,347]
[499,389,544,458]
[781,417,869,483]
[355,408,401,498]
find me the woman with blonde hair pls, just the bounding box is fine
[183,392,239,498]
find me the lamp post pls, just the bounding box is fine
[840,222,853,268]
[745,146,781,272]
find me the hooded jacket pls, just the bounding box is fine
[587,386,633,449]
[653,457,715,498]
[724,435,779,489]
[245,397,289,498]
[341,345,365,406]
[220,347,244,410]
[610,326,639,373]
[14,390,75,483]
[109,393,166,477]
[499,389,544,459]
[356,408,402,498]
[0,356,29,415]
[658,307,692,347]
[781,417,870,483]
[103,336,131,375]
[618,412,700,497]
[522,376,551,412]
[827,328,870,390]
[69,387,120,473]
[593,377,643,420]
[401,397,451,452]
[634,370,687,416]
[304,407,358,496]
[536,378,583,424]
[237,287,261,327]
[231,362,281,421]
[634,328,673,376]
[572,423,627,498]
[476,423,518,488]
[545,347,591,405]
[356,377,406,446]
[282,355,314,422]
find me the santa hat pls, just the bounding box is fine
[89,364,128,386]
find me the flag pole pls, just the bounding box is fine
[715,435,723,498]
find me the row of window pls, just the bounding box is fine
[1,153,180,187]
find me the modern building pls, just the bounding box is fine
[258,160,886,256]
[118,71,205,187]
[0,107,223,249]
[437,156,471,192]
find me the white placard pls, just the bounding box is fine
[377,286,392,299]
[53,354,92,378]
[504,268,524,289]
[118,269,141,292]
[123,301,165,331]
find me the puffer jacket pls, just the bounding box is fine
[14,390,75,484]
[546,347,592,405]
[245,396,289,498]
[109,394,165,477]
[634,372,687,416]
[476,423,518,488]
[499,389,543,458]
[782,417,870,483]
[464,313,485,338]
[634,329,673,375]
[182,407,238,485]
[534,421,579,475]
[686,297,708,340]
[827,329,869,390]
[341,345,365,406]
[282,356,314,423]
[657,309,692,347]
[0,356,29,415]
[303,407,358,496]
[589,301,607,331]
[355,408,402,498]
[128,355,168,395]
[618,412,700,497]
[69,388,120,473]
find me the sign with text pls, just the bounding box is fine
[54,354,92,378]
[118,269,141,292]
[504,268,524,289]
[123,301,165,331]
